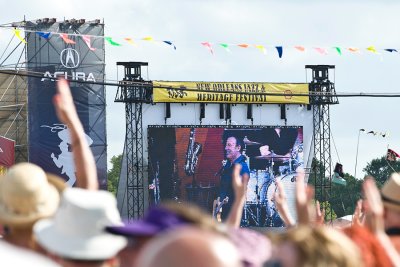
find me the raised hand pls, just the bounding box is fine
[274,180,295,227]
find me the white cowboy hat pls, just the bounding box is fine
[0,162,65,227]
[381,173,400,212]
[34,188,127,260]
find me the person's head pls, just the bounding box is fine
[105,202,218,267]
[0,163,65,248]
[34,188,127,267]
[381,173,400,228]
[135,226,242,267]
[268,226,362,267]
[225,136,243,161]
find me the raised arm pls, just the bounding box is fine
[53,79,98,190]
[226,164,248,228]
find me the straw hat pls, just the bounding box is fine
[34,188,127,260]
[0,163,65,227]
[381,172,400,211]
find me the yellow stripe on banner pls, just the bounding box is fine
[153,81,309,104]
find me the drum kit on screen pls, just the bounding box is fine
[241,137,303,227]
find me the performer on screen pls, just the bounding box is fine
[249,127,298,174]
[218,135,250,221]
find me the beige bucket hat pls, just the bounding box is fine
[381,172,400,211]
[0,162,65,227]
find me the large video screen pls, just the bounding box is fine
[148,125,303,227]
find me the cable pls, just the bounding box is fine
[330,129,341,163]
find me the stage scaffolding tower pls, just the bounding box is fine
[115,62,151,220]
[306,65,339,217]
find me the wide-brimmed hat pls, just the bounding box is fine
[34,188,127,260]
[106,206,187,237]
[381,173,400,211]
[0,162,65,227]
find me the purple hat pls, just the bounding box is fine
[105,206,187,237]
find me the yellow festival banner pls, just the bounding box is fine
[153,81,309,104]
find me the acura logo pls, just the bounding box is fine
[60,48,80,69]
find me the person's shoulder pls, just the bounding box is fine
[0,241,61,266]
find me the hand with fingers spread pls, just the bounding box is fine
[274,180,295,227]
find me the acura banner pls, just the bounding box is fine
[26,21,107,188]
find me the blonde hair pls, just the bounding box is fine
[274,226,362,267]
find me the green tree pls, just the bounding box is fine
[107,154,122,196]
[329,173,362,218]
[363,155,400,188]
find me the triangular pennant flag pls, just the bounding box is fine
[314,47,328,55]
[142,36,154,41]
[348,47,360,53]
[275,46,283,58]
[334,47,342,55]
[255,44,266,54]
[163,41,176,50]
[124,38,137,46]
[36,31,51,40]
[237,44,249,48]
[82,35,96,51]
[367,46,378,54]
[387,149,400,162]
[59,33,76,44]
[384,49,398,53]
[294,46,305,52]
[201,42,214,55]
[105,37,121,46]
[219,43,230,52]
[13,29,27,44]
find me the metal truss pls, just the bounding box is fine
[306,65,339,219]
[115,62,151,220]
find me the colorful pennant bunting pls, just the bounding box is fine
[13,29,26,43]
[82,35,95,51]
[60,33,76,44]
[5,27,400,59]
[105,37,121,46]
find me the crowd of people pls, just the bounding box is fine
[1,79,400,267]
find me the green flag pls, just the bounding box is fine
[105,37,121,46]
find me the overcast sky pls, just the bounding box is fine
[1,0,400,178]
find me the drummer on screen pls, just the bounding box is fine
[249,127,298,175]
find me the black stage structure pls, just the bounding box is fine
[115,62,338,221]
